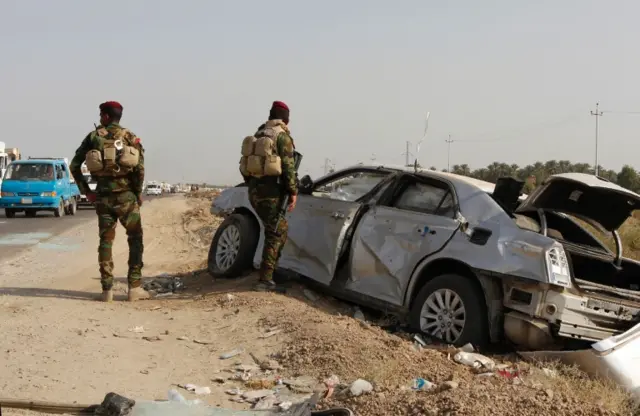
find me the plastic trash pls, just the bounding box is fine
[412,378,436,391]
[220,348,244,359]
[453,351,495,370]
[168,389,188,403]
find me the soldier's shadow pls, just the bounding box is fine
[0,287,97,301]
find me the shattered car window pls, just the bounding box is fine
[394,182,454,217]
[315,172,389,202]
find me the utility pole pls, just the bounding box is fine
[401,141,414,166]
[324,158,330,175]
[445,135,454,172]
[591,102,603,176]
[405,141,410,166]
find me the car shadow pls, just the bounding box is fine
[140,268,364,319]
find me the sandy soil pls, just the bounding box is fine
[0,195,635,416]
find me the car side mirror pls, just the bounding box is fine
[299,175,314,194]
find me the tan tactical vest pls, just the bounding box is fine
[239,119,286,178]
[84,126,141,177]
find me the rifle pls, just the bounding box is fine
[275,151,303,230]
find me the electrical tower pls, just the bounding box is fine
[445,135,454,172]
[590,102,603,176]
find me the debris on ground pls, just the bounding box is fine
[142,275,185,294]
[94,392,135,416]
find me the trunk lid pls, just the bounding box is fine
[515,173,640,231]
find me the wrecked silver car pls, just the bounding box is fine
[209,165,640,350]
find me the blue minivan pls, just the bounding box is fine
[0,158,81,218]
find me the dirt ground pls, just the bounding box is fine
[0,195,636,416]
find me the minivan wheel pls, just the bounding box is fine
[54,199,65,217]
[66,198,77,215]
[409,273,488,348]
[207,213,259,278]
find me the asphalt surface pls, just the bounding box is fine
[0,194,172,262]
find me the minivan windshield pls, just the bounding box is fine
[4,163,54,181]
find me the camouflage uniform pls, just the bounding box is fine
[70,122,145,291]
[245,121,298,284]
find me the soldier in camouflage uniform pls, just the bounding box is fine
[241,101,298,291]
[70,101,149,302]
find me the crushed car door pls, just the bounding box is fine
[278,169,393,286]
[344,178,461,306]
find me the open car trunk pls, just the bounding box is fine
[511,173,640,330]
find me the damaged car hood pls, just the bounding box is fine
[516,173,640,231]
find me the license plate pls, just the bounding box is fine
[21,198,32,204]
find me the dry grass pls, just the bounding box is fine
[523,359,637,415]
[571,210,640,261]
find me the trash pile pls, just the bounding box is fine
[142,273,185,296]
[92,390,353,416]
[251,289,634,416]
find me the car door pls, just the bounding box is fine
[344,176,461,306]
[278,168,394,286]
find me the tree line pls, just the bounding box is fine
[408,161,640,194]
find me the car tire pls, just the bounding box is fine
[25,209,37,218]
[409,273,488,348]
[207,213,259,278]
[5,209,16,219]
[54,199,65,218]
[66,198,77,215]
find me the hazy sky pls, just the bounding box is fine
[2,0,640,184]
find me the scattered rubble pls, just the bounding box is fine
[142,275,184,294]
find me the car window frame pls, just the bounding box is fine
[310,167,396,203]
[377,174,458,219]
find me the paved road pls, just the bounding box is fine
[0,194,171,262]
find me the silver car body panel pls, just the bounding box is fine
[520,321,640,400]
[211,166,553,302]
[277,195,363,286]
[345,205,460,306]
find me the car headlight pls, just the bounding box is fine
[1,192,15,197]
[545,245,572,288]
[41,191,57,197]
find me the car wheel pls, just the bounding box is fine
[409,273,488,348]
[54,199,65,217]
[66,198,77,215]
[25,209,37,218]
[5,209,16,219]
[207,213,259,278]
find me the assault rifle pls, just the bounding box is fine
[275,151,303,230]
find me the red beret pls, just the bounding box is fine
[99,101,123,112]
[271,101,289,111]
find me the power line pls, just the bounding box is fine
[451,113,584,143]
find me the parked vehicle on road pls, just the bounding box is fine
[0,157,80,218]
[209,164,640,351]
[0,141,20,197]
[146,183,162,196]
[77,172,98,207]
